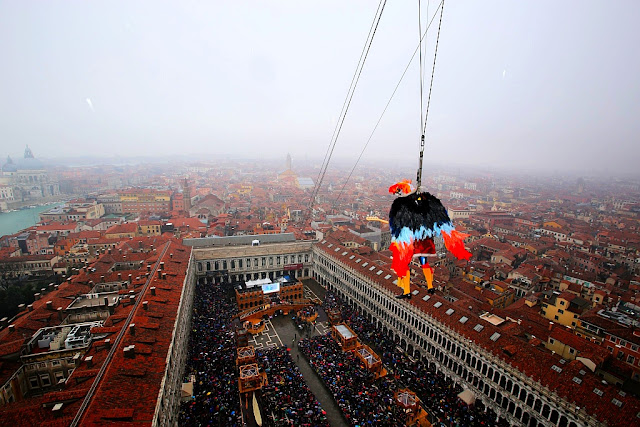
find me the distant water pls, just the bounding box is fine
[0,204,62,237]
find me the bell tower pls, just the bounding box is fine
[183,178,191,213]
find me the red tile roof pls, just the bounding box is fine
[78,239,191,425]
[316,239,640,426]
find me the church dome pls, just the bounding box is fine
[15,156,44,170]
[2,156,17,172]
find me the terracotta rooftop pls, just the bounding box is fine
[0,237,192,426]
[316,239,640,426]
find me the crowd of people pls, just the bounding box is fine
[178,278,510,426]
[299,334,409,426]
[256,347,329,426]
[329,291,510,426]
[179,281,242,426]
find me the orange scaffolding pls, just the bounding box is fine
[327,308,342,325]
[331,323,359,352]
[238,363,267,394]
[395,388,431,427]
[354,343,387,379]
[243,320,266,334]
[236,346,256,366]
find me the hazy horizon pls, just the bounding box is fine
[1,1,639,175]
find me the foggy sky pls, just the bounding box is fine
[0,1,638,175]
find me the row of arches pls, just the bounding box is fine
[313,250,581,427]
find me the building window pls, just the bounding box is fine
[40,374,51,387]
[54,371,65,383]
[549,338,555,344]
[554,316,559,321]
[628,355,635,364]
[29,377,39,389]
[558,309,564,314]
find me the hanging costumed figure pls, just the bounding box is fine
[389,180,472,298]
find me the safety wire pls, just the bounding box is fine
[306,0,388,221]
[417,0,446,189]
[332,0,443,208]
[417,0,425,190]
[312,0,386,201]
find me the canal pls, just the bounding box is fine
[0,203,62,237]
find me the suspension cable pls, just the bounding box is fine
[306,0,388,220]
[417,0,446,189]
[312,0,386,195]
[332,1,444,207]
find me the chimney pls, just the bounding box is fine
[8,324,15,333]
[123,345,135,358]
[0,317,8,328]
[548,321,554,331]
[57,307,64,320]
[104,338,111,348]
[100,275,105,282]
[147,264,152,272]
[160,262,164,271]
[108,248,111,254]
[170,253,173,259]
[52,402,64,416]
[162,273,167,280]
[34,293,41,301]
[27,304,33,312]
[129,323,136,335]
[157,270,162,279]
[85,356,93,367]
[143,301,148,310]
[150,287,156,296]
[54,285,59,290]
[17,304,25,312]
[40,287,46,295]
[117,273,122,280]
[46,300,53,310]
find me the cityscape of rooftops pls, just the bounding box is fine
[0,1,639,426]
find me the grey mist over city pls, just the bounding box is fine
[1,1,639,175]
[1,2,640,427]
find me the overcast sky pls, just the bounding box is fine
[0,1,638,174]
